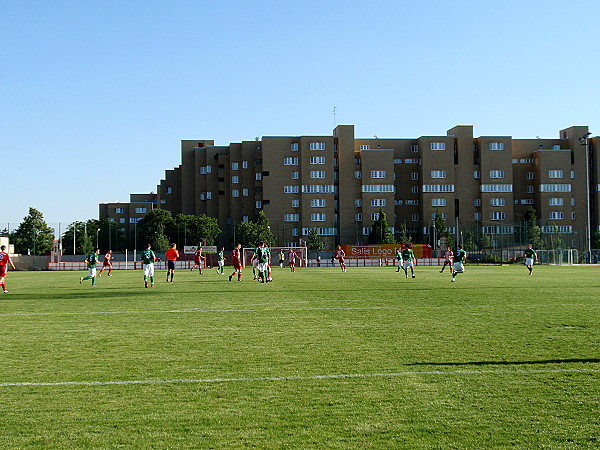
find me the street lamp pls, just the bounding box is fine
[96,228,101,248]
[580,132,592,263]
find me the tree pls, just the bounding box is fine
[369,208,396,244]
[525,207,543,249]
[10,207,55,255]
[396,222,412,246]
[235,212,277,249]
[173,214,221,246]
[138,209,174,252]
[62,219,123,254]
[307,228,325,253]
[236,221,258,249]
[256,211,277,247]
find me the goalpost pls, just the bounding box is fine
[242,247,308,268]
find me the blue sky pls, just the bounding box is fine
[2,0,599,226]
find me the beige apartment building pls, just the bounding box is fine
[100,124,598,253]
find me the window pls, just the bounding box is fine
[527,186,534,193]
[310,171,325,179]
[548,170,563,179]
[371,199,386,207]
[549,198,564,206]
[311,199,326,207]
[291,142,299,151]
[311,213,326,222]
[355,199,362,207]
[362,227,373,235]
[242,216,249,223]
[200,166,207,174]
[539,184,571,192]
[394,158,403,164]
[284,214,300,222]
[291,228,299,236]
[310,142,325,150]
[489,142,504,150]
[490,198,505,207]
[411,186,419,194]
[242,161,248,169]
[291,171,299,179]
[119,218,126,224]
[394,200,403,205]
[432,212,447,220]
[431,198,446,207]
[490,170,505,179]
[549,212,564,220]
[302,185,335,193]
[527,172,534,180]
[232,189,239,197]
[411,213,419,222]
[405,158,420,164]
[291,199,299,208]
[423,185,455,193]
[231,176,239,184]
[411,144,419,153]
[572,212,576,220]
[355,213,362,221]
[480,184,513,192]
[115,208,126,214]
[371,170,386,179]
[430,142,446,151]
[166,187,172,194]
[130,217,141,223]
[310,156,325,164]
[134,207,147,214]
[474,199,481,207]
[284,157,299,165]
[283,185,299,194]
[231,162,239,171]
[473,171,480,179]
[571,198,576,206]
[371,212,380,221]
[474,212,481,221]
[361,185,395,193]
[255,173,262,181]
[200,192,211,200]
[242,188,249,197]
[490,212,505,221]
[354,171,362,179]
[571,170,575,179]
[360,145,370,150]
[431,170,447,179]
[411,172,419,180]
[255,201,262,209]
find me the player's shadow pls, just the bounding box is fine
[408,358,600,366]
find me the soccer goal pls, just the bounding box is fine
[242,247,308,268]
[536,249,578,265]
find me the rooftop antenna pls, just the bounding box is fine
[333,106,337,127]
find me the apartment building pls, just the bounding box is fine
[100,124,598,251]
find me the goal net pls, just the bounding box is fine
[242,247,308,268]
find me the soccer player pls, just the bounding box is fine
[288,248,298,272]
[401,244,416,279]
[98,249,113,277]
[141,243,157,288]
[0,245,16,293]
[523,243,538,275]
[191,245,206,274]
[251,247,259,280]
[80,247,100,287]
[229,243,243,281]
[165,243,179,282]
[335,245,347,272]
[256,242,270,282]
[396,247,402,272]
[216,247,225,274]
[278,250,285,269]
[440,246,453,273]
[452,244,467,282]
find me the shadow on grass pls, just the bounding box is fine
[408,358,600,366]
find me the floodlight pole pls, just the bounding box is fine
[581,132,593,263]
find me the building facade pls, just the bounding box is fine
[100,124,599,253]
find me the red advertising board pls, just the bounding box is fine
[341,244,432,259]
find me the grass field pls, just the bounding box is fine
[0,264,599,448]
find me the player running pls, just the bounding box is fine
[165,243,179,282]
[0,245,16,293]
[401,244,416,279]
[335,245,347,272]
[216,247,225,274]
[229,243,243,281]
[288,248,298,272]
[451,245,467,282]
[98,249,113,277]
[279,250,285,269]
[141,243,157,288]
[191,245,206,274]
[523,243,538,276]
[440,246,453,273]
[80,248,100,287]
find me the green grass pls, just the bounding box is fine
[0,265,599,448]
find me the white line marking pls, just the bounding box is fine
[1,367,598,388]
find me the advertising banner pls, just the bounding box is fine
[340,244,432,259]
[184,245,217,254]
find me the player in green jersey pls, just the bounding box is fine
[523,243,538,275]
[396,248,402,272]
[216,247,225,274]
[141,243,157,288]
[452,245,467,282]
[256,242,270,283]
[80,248,101,286]
[400,244,416,278]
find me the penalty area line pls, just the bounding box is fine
[1,367,599,388]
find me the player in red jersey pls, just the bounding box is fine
[288,249,298,272]
[229,243,243,281]
[0,245,16,293]
[440,246,453,273]
[191,245,206,274]
[98,249,113,277]
[336,245,347,272]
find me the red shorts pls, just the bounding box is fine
[233,259,242,270]
[0,266,7,278]
[338,257,345,264]
[103,261,112,267]
[194,257,201,265]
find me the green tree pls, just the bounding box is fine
[236,221,258,249]
[256,211,277,247]
[369,208,396,244]
[63,219,123,254]
[462,230,477,251]
[173,214,221,246]
[10,207,55,255]
[525,207,543,249]
[138,209,174,252]
[396,222,412,246]
[307,228,325,253]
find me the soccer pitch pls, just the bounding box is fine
[0,265,598,448]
